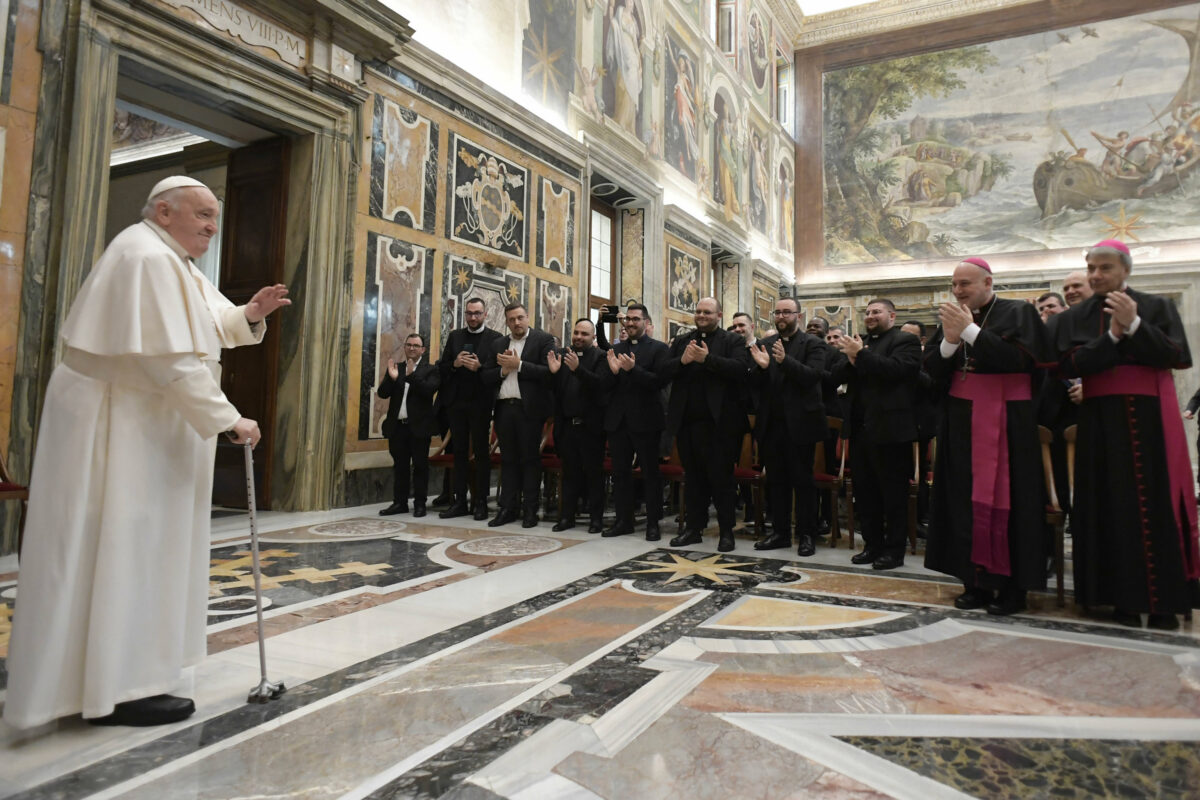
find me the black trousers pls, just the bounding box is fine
[388,422,431,505]
[557,418,605,521]
[761,421,816,540]
[677,418,737,533]
[610,428,662,524]
[851,441,912,558]
[818,430,841,525]
[495,400,544,515]
[449,402,492,508]
[917,435,933,523]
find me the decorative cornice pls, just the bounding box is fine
[794,0,1039,50]
[763,0,806,46]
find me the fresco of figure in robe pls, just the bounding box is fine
[603,0,644,137]
[713,94,743,219]
[665,34,700,180]
[749,128,770,233]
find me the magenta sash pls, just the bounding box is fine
[1082,365,1200,580]
[948,372,1032,576]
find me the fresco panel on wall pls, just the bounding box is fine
[668,244,701,314]
[441,254,529,348]
[537,279,573,347]
[823,5,1200,266]
[521,0,576,117]
[664,30,702,182]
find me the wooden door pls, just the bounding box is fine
[211,137,289,509]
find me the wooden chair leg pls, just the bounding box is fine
[845,480,855,549]
[754,485,765,537]
[1055,519,1066,608]
[907,489,918,555]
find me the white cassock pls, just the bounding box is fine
[3,219,264,728]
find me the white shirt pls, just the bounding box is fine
[398,358,421,419]
[498,333,527,400]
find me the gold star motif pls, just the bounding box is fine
[628,553,760,585]
[1100,204,1145,242]
[506,283,521,301]
[523,22,565,104]
[454,265,472,291]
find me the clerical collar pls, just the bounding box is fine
[628,337,639,345]
[973,295,997,319]
[466,325,485,334]
[142,219,192,263]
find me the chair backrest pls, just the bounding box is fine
[428,430,451,458]
[540,419,554,453]
[738,429,756,470]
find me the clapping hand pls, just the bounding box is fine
[750,343,771,369]
[497,348,520,376]
[939,303,973,344]
[1105,291,1137,338]
[386,358,400,380]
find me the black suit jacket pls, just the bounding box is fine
[436,326,503,410]
[661,327,750,436]
[378,360,440,439]
[553,346,607,430]
[597,336,670,433]
[481,328,555,421]
[752,331,828,444]
[830,327,921,443]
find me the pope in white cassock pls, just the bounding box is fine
[3,176,290,729]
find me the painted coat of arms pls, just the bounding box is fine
[450,135,528,258]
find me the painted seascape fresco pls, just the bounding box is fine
[823,6,1200,265]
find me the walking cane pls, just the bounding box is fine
[234,438,287,704]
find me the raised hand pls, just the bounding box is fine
[387,358,400,380]
[750,343,771,369]
[939,302,973,344]
[547,349,562,374]
[244,284,290,323]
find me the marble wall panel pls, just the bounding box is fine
[800,302,855,336]
[620,207,643,304]
[369,97,437,233]
[720,261,740,318]
[536,177,574,275]
[441,254,529,345]
[0,0,12,105]
[753,283,777,334]
[358,233,435,441]
[536,279,572,346]
[448,133,528,260]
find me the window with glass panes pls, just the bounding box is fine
[589,201,617,340]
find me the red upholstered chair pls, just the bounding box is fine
[427,431,455,505]
[539,420,563,516]
[658,442,686,529]
[813,417,851,546]
[732,428,766,537]
[1,450,30,558]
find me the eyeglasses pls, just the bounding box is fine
[464,310,485,317]
[772,310,797,316]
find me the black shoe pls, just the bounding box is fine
[412,504,427,518]
[816,520,831,536]
[88,695,195,727]
[670,530,703,547]
[473,506,490,521]
[851,549,878,565]
[489,509,518,527]
[1113,609,1143,628]
[552,518,576,532]
[954,589,993,610]
[439,502,469,519]
[645,521,661,541]
[587,519,604,534]
[872,554,904,571]
[379,502,408,516]
[431,494,453,507]
[1148,613,1180,631]
[796,535,815,557]
[603,521,634,537]
[522,512,539,528]
[718,530,735,552]
[754,534,791,551]
[986,591,1026,616]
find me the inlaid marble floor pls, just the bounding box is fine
[0,505,1197,799]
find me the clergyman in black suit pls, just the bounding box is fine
[661,297,750,552]
[547,318,608,533]
[597,303,670,541]
[749,296,828,556]
[482,302,555,528]
[437,297,503,521]
[834,300,922,569]
[378,333,441,517]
